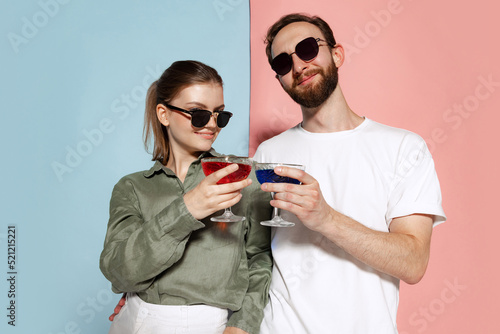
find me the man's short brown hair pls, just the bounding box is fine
[264,13,336,65]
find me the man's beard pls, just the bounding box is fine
[283,62,339,109]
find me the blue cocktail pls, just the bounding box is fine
[255,169,301,185]
[255,163,305,227]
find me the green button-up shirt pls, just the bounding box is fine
[100,150,273,334]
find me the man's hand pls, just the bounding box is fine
[109,294,126,321]
[260,166,333,232]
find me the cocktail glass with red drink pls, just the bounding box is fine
[201,156,253,222]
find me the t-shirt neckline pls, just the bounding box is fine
[297,117,370,138]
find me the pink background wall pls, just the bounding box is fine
[249,0,500,332]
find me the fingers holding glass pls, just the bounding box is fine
[201,156,253,222]
[256,163,305,227]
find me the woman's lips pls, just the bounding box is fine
[196,132,215,139]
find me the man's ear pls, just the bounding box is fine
[332,43,345,67]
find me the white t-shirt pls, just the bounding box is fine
[254,118,446,334]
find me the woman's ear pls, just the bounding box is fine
[156,104,169,126]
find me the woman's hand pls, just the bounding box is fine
[184,164,252,220]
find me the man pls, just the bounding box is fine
[253,13,446,333]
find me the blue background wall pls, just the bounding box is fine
[1,1,250,332]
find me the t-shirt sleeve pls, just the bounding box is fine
[386,134,446,226]
[253,145,264,162]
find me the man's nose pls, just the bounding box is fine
[291,53,308,75]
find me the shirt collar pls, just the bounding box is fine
[143,148,220,178]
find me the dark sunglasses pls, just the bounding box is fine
[165,104,233,128]
[271,37,326,76]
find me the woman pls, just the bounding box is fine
[99,60,272,334]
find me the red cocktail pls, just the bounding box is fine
[201,156,253,222]
[202,161,252,184]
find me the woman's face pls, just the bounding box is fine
[157,83,225,159]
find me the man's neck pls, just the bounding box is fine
[301,85,364,133]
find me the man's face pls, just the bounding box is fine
[271,22,338,108]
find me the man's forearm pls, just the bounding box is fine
[315,211,433,284]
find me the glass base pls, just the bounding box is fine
[260,216,295,227]
[211,213,245,223]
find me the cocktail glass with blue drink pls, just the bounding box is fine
[255,163,305,227]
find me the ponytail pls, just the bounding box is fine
[143,80,169,165]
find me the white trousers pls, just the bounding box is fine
[108,293,229,334]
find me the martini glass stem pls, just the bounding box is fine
[271,192,280,219]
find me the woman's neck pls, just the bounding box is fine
[165,150,200,183]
